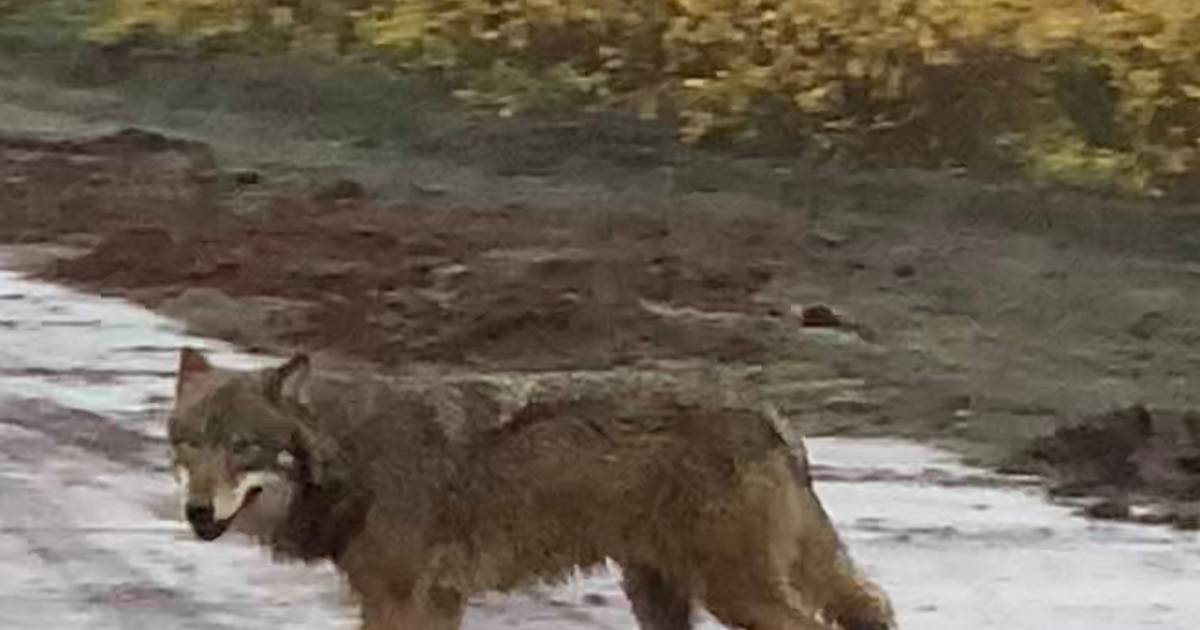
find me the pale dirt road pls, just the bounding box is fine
[2,257,1198,630]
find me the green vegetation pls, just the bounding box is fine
[0,0,96,49]
[9,1,1200,197]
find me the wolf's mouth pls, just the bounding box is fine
[192,519,229,541]
[241,486,264,510]
[188,486,265,541]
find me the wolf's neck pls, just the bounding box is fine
[270,475,368,562]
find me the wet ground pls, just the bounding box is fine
[2,255,1198,629]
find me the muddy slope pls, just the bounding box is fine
[3,128,815,370]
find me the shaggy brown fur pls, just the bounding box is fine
[168,349,895,630]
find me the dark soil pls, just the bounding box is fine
[1,127,812,371]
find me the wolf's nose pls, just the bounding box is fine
[185,503,215,525]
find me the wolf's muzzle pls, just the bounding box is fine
[185,502,230,541]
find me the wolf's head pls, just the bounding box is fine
[168,347,329,542]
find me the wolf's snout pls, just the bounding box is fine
[185,502,227,541]
[185,502,214,524]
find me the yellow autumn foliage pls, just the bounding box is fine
[88,0,1200,196]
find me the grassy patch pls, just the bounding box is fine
[80,0,1200,198]
[0,0,98,51]
[114,56,437,146]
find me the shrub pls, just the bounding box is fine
[88,0,1200,196]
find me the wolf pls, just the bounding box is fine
[168,347,895,630]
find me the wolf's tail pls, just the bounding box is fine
[767,405,896,630]
[792,499,896,629]
[819,558,896,630]
[785,456,896,630]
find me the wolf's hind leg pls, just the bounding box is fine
[359,589,465,630]
[621,564,693,630]
[702,593,835,630]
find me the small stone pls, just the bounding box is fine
[1083,499,1130,520]
[1134,510,1177,526]
[431,263,470,285]
[799,304,843,327]
[312,177,367,203]
[230,169,262,186]
[349,223,387,238]
[893,263,916,278]
[825,395,880,415]
[1048,483,1093,498]
[190,169,220,183]
[581,593,608,607]
[112,127,172,149]
[411,180,450,198]
[1128,312,1167,340]
[810,229,848,248]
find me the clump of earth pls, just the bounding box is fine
[1009,405,1200,530]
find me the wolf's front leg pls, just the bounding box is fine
[622,564,694,630]
[360,589,466,630]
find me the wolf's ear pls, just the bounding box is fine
[264,353,312,405]
[176,347,212,398]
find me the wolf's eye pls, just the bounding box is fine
[228,441,267,471]
[230,438,261,455]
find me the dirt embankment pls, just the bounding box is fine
[4,126,1200,530]
[0,127,821,371]
[1009,406,1200,529]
